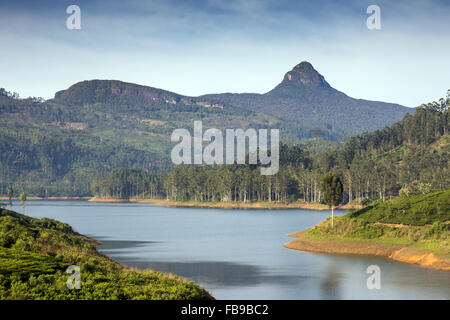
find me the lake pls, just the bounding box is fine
[18,200,450,299]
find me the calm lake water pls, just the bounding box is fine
[18,200,450,299]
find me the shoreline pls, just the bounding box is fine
[1,196,363,211]
[73,231,103,247]
[0,207,213,300]
[284,230,450,271]
[0,196,91,201]
[88,197,363,210]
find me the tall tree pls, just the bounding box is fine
[320,172,343,228]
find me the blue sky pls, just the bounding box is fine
[0,0,449,107]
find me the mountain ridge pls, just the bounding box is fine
[199,61,411,136]
[51,61,411,137]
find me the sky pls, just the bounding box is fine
[0,0,449,107]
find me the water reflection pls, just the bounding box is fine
[319,262,343,300]
[95,237,159,251]
[113,259,309,287]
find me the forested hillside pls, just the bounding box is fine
[0,62,412,197]
[0,83,325,196]
[92,91,449,204]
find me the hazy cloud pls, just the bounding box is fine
[0,0,448,106]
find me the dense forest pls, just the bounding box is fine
[0,124,168,196]
[0,80,339,197]
[92,91,449,204]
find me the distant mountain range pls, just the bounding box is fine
[0,61,413,195]
[52,61,411,137]
[200,61,411,136]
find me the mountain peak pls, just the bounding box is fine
[53,79,185,106]
[282,61,330,87]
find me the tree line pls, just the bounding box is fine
[92,91,449,204]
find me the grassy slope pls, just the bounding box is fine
[348,190,450,226]
[0,209,212,300]
[285,191,450,270]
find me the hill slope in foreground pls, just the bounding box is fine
[0,209,212,300]
[285,190,450,271]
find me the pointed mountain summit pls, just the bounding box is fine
[200,61,411,136]
[280,61,330,88]
[51,61,411,138]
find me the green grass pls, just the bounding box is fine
[349,190,450,226]
[303,191,450,256]
[0,208,212,300]
[0,247,70,276]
